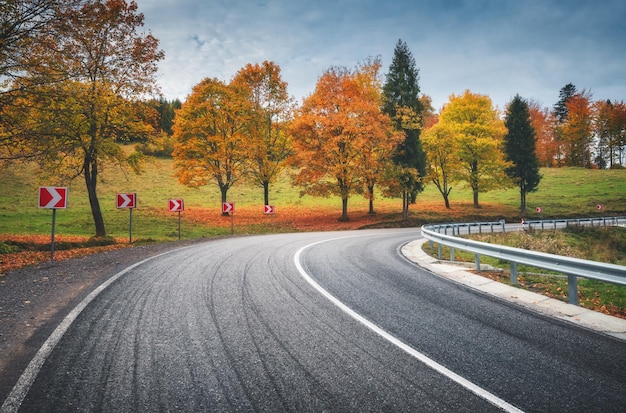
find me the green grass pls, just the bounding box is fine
[1,153,626,240]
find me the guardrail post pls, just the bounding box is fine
[567,274,579,305]
[450,247,455,262]
[438,244,442,260]
[475,254,481,272]
[510,262,518,285]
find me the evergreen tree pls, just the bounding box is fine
[554,83,577,124]
[504,95,542,213]
[382,39,427,218]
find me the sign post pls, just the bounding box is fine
[38,187,68,260]
[169,199,184,240]
[264,205,275,227]
[222,202,235,235]
[117,193,137,243]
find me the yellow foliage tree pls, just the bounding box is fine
[422,122,459,209]
[438,90,510,208]
[231,61,293,206]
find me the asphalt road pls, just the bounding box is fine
[7,229,626,412]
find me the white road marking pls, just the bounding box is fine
[294,235,524,413]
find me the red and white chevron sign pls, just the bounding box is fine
[169,199,184,212]
[116,193,136,209]
[38,187,68,209]
[264,205,275,214]
[222,202,234,214]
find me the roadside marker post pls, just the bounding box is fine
[223,202,235,235]
[264,205,275,227]
[38,187,68,260]
[169,199,184,240]
[116,193,137,243]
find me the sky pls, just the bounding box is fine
[136,0,626,111]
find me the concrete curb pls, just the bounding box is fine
[401,238,626,342]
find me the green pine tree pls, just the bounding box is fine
[382,39,427,218]
[504,95,542,213]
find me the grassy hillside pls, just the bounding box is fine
[1,155,625,241]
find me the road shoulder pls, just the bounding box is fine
[401,238,626,342]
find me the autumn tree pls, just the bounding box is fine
[353,57,404,215]
[562,92,593,167]
[382,39,427,219]
[231,61,293,206]
[3,0,163,237]
[1,0,74,160]
[503,95,541,213]
[422,122,458,209]
[593,100,626,168]
[172,77,251,213]
[611,101,626,167]
[0,0,75,85]
[439,90,509,208]
[529,101,558,167]
[290,61,400,221]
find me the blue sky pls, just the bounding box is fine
[138,0,626,111]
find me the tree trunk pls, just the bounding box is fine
[520,189,527,214]
[84,155,106,237]
[263,180,269,206]
[339,196,349,222]
[220,184,229,216]
[367,184,375,215]
[402,190,409,219]
[444,195,451,209]
[473,189,480,208]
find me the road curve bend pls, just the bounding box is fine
[4,229,626,412]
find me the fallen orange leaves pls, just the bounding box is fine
[0,234,129,274]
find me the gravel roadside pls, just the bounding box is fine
[0,239,207,404]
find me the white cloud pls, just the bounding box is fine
[138,0,626,110]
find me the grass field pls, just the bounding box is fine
[1,154,625,240]
[2,157,625,317]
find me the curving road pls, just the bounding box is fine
[5,229,626,412]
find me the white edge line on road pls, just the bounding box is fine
[1,246,194,413]
[294,236,525,413]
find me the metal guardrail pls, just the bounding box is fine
[421,217,626,306]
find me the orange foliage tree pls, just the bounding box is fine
[231,61,293,206]
[562,92,594,168]
[593,99,626,168]
[173,77,251,213]
[529,101,559,167]
[290,60,401,221]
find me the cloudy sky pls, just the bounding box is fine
[137,0,626,111]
